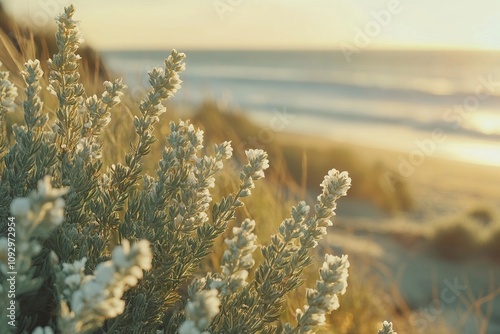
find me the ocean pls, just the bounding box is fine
[101,49,500,167]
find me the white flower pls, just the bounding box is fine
[293,254,350,332]
[239,149,269,196]
[319,169,351,200]
[180,289,220,333]
[10,198,31,216]
[102,79,126,107]
[112,239,131,269]
[378,321,397,334]
[214,219,257,296]
[0,66,18,115]
[215,141,233,160]
[64,274,82,289]
[94,262,116,285]
[178,320,202,334]
[245,149,270,176]
[134,240,153,271]
[62,257,87,275]
[60,240,152,332]
[48,198,66,225]
[22,59,44,85]
[75,137,102,160]
[194,128,204,149]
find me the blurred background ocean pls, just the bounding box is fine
[103,49,500,167]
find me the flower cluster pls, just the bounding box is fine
[214,140,233,162]
[178,289,221,334]
[211,218,258,296]
[82,78,126,137]
[0,61,17,159]
[287,254,350,333]
[378,321,397,334]
[0,177,67,333]
[10,176,68,235]
[48,5,85,154]
[149,120,232,233]
[58,240,153,333]
[0,61,18,116]
[137,49,185,122]
[74,137,103,160]
[239,149,269,197]
[315,169,352,229]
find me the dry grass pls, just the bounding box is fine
[191,101,414,214]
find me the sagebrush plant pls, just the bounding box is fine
[0,5,396,334]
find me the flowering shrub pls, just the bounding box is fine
[0,5,396,334]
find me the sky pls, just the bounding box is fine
[3,0,500,51]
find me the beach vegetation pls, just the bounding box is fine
[429,206,500,262]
